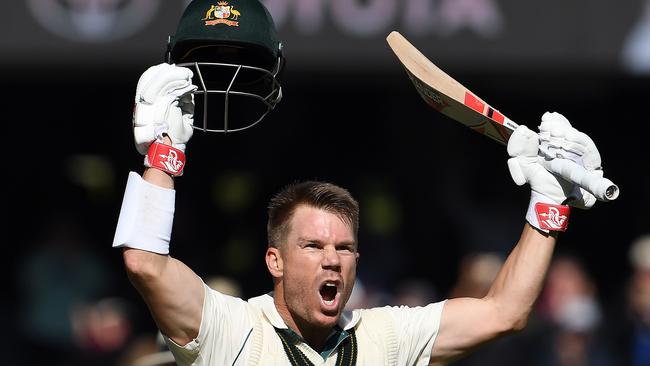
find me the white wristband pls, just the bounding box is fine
[113,171,175,254]
[526,191,571,233]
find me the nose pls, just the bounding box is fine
[322,246,341,271]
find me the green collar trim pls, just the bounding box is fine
[321,326,349,359]
[274,326,357,366]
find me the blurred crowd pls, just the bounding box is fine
[9,206,649,366]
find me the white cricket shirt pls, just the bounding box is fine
[164,283,446,365]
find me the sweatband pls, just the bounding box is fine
[113,171,175,254]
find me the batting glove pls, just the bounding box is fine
[133,63,197,176]
[507,112,599,232]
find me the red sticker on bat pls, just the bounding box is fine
[488,108,505,123]
[464,92,485,114]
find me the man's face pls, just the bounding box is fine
[272,205,359,330]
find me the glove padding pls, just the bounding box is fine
[538,112,602,173]
[133,63,197,154]
[507,112,598,210]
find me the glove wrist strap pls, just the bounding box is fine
[144,141,186,177]
[526,192,571,232]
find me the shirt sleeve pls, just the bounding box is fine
[163,283,254,366]
[389,300,447,366]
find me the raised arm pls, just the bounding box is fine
[429,224,555,364]
[429,112,608,364]
[113,64,204,346]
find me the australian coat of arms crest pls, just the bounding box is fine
[203,2,240,26]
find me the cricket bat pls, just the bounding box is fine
[386,31,619,202]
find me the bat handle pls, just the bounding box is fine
[544,159,620,202]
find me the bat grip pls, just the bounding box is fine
[545,159,619,202]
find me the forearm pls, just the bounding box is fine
[485,223,556,329]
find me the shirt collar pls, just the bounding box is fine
[248,292,361,331]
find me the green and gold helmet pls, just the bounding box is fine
[166,0,284,132]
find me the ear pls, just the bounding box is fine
[266,247,283,278]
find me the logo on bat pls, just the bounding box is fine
[407,74,448,112]
[203,2,241,27]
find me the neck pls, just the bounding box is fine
[295,319,331,352]
[274,298,332,352]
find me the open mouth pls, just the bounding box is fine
[319,282,339,306]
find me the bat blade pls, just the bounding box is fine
[386,31,620,202]
[386,31,517,145]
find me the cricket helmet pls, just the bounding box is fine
[166,0,284,132]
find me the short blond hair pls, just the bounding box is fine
[267,181,359,248]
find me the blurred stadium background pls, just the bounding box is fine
[3,1,649,365]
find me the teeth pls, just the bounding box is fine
[321,282,337,306]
